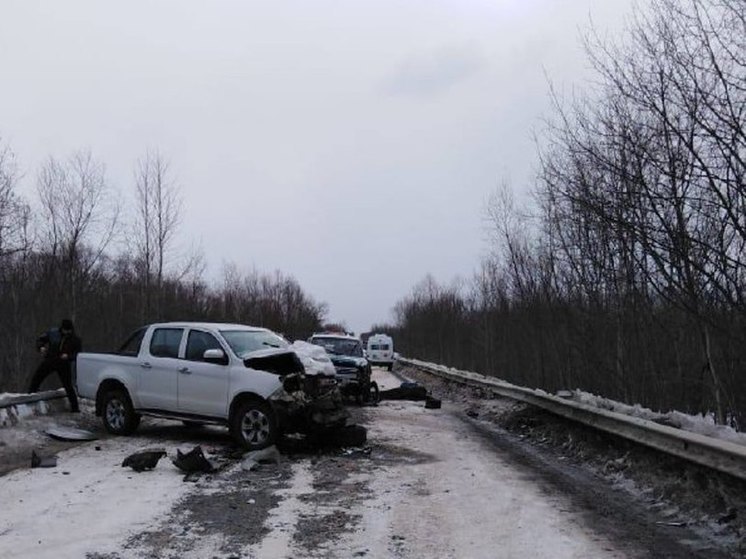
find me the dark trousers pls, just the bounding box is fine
[28,359,79,412]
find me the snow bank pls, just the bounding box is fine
[569,390,746,447]
[404,358,746,448]
[0,437,192,559]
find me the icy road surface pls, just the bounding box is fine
[0,368,718,558]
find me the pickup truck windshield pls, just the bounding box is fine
[220,330,288,358]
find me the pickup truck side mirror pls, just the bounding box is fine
[203,348,228,365]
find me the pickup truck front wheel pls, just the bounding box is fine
[102,389,141,435]
[231,399,277,451]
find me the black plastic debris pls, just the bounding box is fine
[122,449,167,472]
[31,450,57,468]
[425,396,441,409]
[172,446,217,474]
[378,382,428,402]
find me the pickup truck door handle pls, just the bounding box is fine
[140,362,152,369]
[178,366,191,374]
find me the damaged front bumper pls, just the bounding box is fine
[269,373,349,434]
[244,348,350,435]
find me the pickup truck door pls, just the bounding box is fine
[176,328,230,417]
[137,327,184,411]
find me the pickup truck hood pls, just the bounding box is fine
[242,346,338,377]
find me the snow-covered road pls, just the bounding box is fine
[0,368,724,558]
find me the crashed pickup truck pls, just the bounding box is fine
[76,322,347,450]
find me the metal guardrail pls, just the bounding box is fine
[398,357,746,482]
[0,389,67,427]
[0,389,66,409]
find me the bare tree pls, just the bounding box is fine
[36,149,119,318]
[0,139,31,258]
[132,150,182,317]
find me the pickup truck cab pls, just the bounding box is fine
[76,322,344,450]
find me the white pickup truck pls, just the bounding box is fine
[76,322,346,450]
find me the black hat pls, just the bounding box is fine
[60,319,74,331]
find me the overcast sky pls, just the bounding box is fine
[0,0,635,335]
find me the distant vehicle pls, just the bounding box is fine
[366,333,394,370]
[76,322,346,450]
[308,333,377,404]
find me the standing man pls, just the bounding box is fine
[28,318,82,412]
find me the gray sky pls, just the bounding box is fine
[0,0,634,335]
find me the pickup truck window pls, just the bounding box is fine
[220,329,288,358]
[186,330,223,361]
[150,328,184,358]
[119,327,147,356]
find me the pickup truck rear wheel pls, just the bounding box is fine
[231,399,277,451]
[102,389,141,435]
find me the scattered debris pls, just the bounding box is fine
[718,508,738,524]
[31,450,57,468]
[45,426,98,441]
[122,449,167,472]
[172,445,217,474]
[241,445,282,472]
[379,382,428,401]
[466,409,479,418]
[425,396,441,409]
[341,447,372,458]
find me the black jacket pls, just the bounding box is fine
[37,328,82,361]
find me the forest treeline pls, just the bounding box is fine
[0,148,326,392]
[372,0,746,426]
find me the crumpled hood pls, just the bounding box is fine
[289,341,337,377]
[241,347,294,360]
[243,348,304,376]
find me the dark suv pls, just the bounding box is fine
[308,333,378,404]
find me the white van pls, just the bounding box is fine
[366,334,394,370]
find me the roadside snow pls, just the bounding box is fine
[404,358,746,448]
[0,436,191,558]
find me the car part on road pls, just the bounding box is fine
[101,389,141,435]
[425,396,441,409]
[172,445,217,474]
[365,381,380,406]
[379,382,428,401]
[31,450,57,468]
[122,449,167,472]
[45,426,98,441]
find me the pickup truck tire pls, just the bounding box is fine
[231,399,277,451]
[101,389,141,435]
